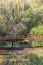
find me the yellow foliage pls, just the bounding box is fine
[0,55,3,64]
[11,0,24,10]
[32,6,43,12]
[0,15,3,21]
[24,38,29,42]
[30,0,38,8]
[30,0,43,12]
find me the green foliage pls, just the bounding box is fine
[0,0,43,47]
[0,0,43,34]
[39,62,43,65]
[30,24,43,47]
[32,42,43,47]
[30,24,43,34]
[28,54,40,65]
[0,2,43,65]
[18,41,31,47]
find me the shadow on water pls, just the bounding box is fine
[0,47,24,50]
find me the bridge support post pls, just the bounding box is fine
[12,41,13,47]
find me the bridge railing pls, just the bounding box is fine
[0,34,43,48]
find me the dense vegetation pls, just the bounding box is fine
[0,0,43,47]
[0,0,43,46]
[0,0,43,65]
[0,0,43,34]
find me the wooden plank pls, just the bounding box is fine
[0,34,43,42]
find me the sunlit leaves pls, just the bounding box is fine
[30,0,38,8]
[0,55,3,64]
[0,0,43,34]
[0,15,3,21]
[30,0,43,13]
[32,6,43,12]
[30,24,43,34]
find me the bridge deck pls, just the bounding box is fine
[0,34,43,42]
[0,34,43,48]
[0,47,43,56]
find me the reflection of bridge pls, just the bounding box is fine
[0,34,43,48]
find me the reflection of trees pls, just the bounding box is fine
[1,53,43,65]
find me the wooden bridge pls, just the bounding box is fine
[0,34,43,48]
